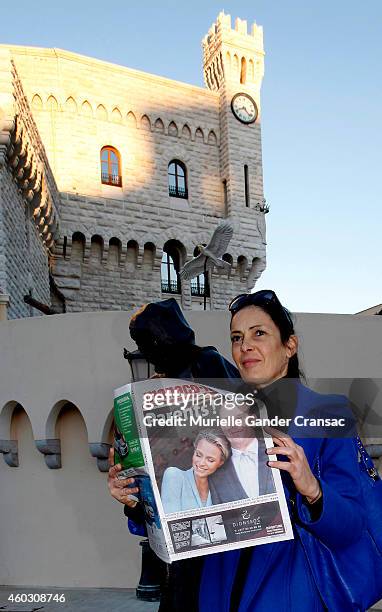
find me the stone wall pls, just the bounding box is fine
[50,204,265,311]
[0,166,50,318]
[0,184,5,294]
[0,48,60,319]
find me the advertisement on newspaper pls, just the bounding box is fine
[114,378,294,563]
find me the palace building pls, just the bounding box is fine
[0,12,267,319]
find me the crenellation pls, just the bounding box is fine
[216,11,232,31]
[234,17,248,35]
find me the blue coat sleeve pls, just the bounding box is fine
[161,467,184,514]
[124,503,147,537]
[295,437,365,549]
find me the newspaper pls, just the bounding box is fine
[113,378,294,563]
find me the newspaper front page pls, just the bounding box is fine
[114,378,294,563]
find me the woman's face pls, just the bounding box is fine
[192,439,224,477]
[230,305,297,387]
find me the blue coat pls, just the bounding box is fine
[199,382,364,612]
[161,467,212,513]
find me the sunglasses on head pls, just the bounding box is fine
[228,290,294,330]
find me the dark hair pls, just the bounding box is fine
[230,291,303,379]
[265,305,301,379]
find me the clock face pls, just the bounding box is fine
[231,93,258,124]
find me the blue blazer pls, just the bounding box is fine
[161,467,212,513]
[199,382,364,612]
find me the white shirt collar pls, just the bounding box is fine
[231,438,258,456]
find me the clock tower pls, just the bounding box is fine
[203,13,266,229]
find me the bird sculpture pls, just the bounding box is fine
[245,257,265,292]
[179,221,234,281]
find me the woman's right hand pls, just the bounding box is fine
[108,447,140,508]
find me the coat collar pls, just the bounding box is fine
[185,467,211,507]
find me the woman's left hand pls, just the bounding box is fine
[265,426,321,503]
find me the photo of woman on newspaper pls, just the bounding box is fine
[160,431,231,513]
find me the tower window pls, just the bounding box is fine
[244,165,250,207]
[168,160,188,199]
[101,146,122,187]
[223,179,228,215]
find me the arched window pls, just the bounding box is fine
[100,147,122,187]
[168,160,188,199]
[191,246,210,297]
[71,232,85,262]
[161,242,182,294]
[240,57,247,84]
[221,253,233,276]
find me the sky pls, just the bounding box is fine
[1,0,381,314]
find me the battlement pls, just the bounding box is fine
[202,12,264,58]
[202,12,264,92]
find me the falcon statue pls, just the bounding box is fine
[179,221,234,280]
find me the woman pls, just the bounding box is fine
[161,431,231,514]
[199,289,363,612]
[107,298,239,612]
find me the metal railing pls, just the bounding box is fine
[101,173,122,187]
[161,279,181,294]
[169,185,187,199]
[191,279,209,297]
